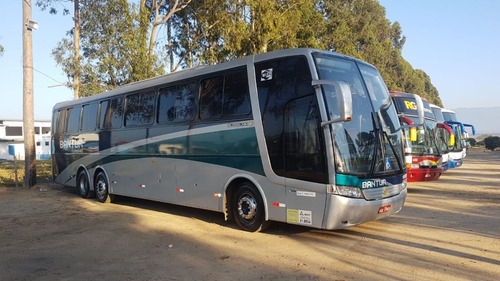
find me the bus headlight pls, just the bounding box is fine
[328,185,363,198]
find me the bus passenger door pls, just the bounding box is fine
[283,95,328,229]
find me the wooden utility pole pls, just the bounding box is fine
[74,0,80,99]
[22,0,36,188]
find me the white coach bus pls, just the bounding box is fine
[52,48,410,231]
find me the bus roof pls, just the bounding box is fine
[52,48,376,110]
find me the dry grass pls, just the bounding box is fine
[0,159,52,186]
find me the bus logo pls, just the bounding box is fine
[261,68,273,81]
[361,179,388,189]
[404,100,417,110]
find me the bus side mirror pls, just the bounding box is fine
[412,94,425,126]
[438,123,455,147]
[410,127,417,142]
[313,80,353,127]
[398,116,417,142]
[449,134,455,146]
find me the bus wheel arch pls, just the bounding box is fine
[225,177,269,232]
[76,167,93,199]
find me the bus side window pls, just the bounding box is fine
[81,103,99,131]
[54,110,66,135]
[101,98,124,129]
[66,106,81,133]
[99,100,109,129]
[125,91,156,126]
[200,76,224,119]
[223,71,251,116]
[52,111,58,134]
[158,83,196,123]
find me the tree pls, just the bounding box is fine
[36,0,80,99]
[52,0,165,97]
[144,0,192,73]
[42,0,445,106]
[467,138,477,147]
[319,0,442,105]
[483,136,500,151]
[0,43,4,57]
[172,0,324,67]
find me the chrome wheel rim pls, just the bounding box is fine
[238,194,257,221]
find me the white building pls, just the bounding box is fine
[0,119,51,160]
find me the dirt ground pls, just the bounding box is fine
[1,148,499,281]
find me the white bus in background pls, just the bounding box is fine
[429,104,455,172]
[52,48,414,232]
[0,119,51,160]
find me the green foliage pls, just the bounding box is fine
[52,0,164,97]
[0,43,4,57]
[171,0,325,66]
[45,0,443,105]
[36,0,70,15]
[467,138,477,147]
[319,0,442,106]
[484,136,500,151]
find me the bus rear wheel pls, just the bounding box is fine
[77,170,92,199]
[232,182,268,232]
[95,171,111,203]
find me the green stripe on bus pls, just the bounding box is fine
[89,127,265,175]
[336,174,360,187]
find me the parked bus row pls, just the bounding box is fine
[390,92,475,182]
[52,48,424,232]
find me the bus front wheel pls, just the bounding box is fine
[77,170,92,199]
[232,182,268,232]
[95,171,111,203]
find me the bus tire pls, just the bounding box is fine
[76,170,92,199]
[232,182,268,232]
[95,171,111,203]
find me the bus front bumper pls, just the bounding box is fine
[322,189,407,230]
[448,159,463,168]
[407,168,443,182]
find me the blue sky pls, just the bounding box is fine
[1,0,499,120]
[379,0,500,109]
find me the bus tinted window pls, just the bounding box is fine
[81,103,99,131]
[200,76,224,119]
[125,92,156,126]
[158,83,196,123]
[284,95,326,183]
[102,98,124,129]
[66,107,81,133]
[54,110,65,134]
[256,56,313,176]
[200,70,251,120]
[223,71,251,116]
[99,100,108,129]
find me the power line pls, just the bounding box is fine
[31,66,69,87]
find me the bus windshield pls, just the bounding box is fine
[431,107,445,123]
[403,118,439,156]
[442,111,458,122]
[313,54,403,176]
[450,124,465,151]
[393,97,440,156]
